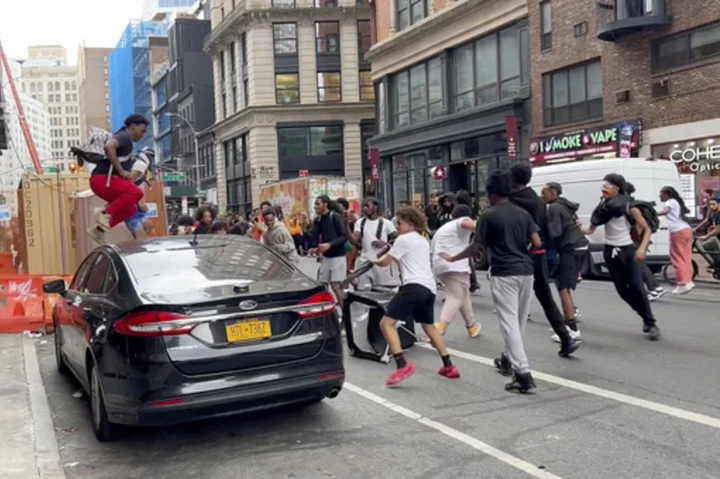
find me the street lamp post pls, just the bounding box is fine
[165,112,201,198]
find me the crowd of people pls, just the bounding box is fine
[85,113,719,395]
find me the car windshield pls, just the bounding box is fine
[124,238,297,294]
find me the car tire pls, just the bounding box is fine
[53,318,68,375]
[89,361,121,442]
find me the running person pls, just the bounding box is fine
[88,114,148,242]
[441,171,540,393]
[509,163,579,358]
[431,205,481,337]
[372,207,459,386]
[542,182,587,343]
[579,173,660,340]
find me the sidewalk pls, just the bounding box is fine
[0,334,65,479]
[693,253,720,286]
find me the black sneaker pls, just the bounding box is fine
[493,353,513,376]
[469,284,480,293]
[644,324,661,341]
[505,372,537,394]
[558,338,580,358]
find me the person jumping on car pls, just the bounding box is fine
[372,206,459,387]
[88,114,148,242]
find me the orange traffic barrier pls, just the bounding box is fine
[0,275,72,334]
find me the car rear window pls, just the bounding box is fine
[124,238,297,293]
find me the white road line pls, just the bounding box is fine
[418,343,720,430]
[344,382,563,479]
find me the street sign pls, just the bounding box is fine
[162,174,187,182]
[163,187,171,196]
[195,190,207,198]
[432,166,446,180]
[299,169,309,177]
[146,203,158,218]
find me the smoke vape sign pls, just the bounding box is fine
[529,120,641,162]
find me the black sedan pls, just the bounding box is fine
[44,235,344,441]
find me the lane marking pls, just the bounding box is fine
[418,343,720,430]
[345,382,562,479]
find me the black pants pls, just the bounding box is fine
[603,244,656,327]
[469,259,479,290]
[533,253,572,344]
[642,264,659,291]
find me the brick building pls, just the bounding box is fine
[367,0,530,211]
[528,0,720,203]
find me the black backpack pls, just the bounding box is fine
[626,199,660,241]
[359,217,385,248]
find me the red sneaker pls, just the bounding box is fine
[386,362,417,387]
[438,365,460,379]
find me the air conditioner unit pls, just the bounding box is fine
[652,79,670,98]
[615,89,630,104]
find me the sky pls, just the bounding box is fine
[1,0,146,66]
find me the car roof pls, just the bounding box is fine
[108,234,254,256]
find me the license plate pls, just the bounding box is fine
[226,319,272,343]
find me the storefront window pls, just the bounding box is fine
[652,136,720,216]
[392,170,408,209]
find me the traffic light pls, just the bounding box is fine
[69,162,77,174]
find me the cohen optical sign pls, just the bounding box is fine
[669,146,720,173]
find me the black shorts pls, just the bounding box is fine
[385,283,436,325]
[556,250,586,290]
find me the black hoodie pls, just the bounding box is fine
[436,192,456,229]
[547,197,589,253]
[510,187,548,245]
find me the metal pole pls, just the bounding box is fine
[56,168,67,274]
[194,135,201,198]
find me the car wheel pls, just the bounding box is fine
[89,362,120,442]
[53,319,68,375]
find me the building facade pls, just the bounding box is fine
[528,0,720,215]
[1,59,51,215]
[142,0,196,21]
[109,20,169,150]
[367,0,530,211]
[78,46,114,135]
[205,0,375,213]
[21,47,81,168]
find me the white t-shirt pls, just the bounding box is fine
[664,198,691,233]
[604,215,633,247]
[387,231,437,294]
[430,218,473,276]
[354,217,396,261]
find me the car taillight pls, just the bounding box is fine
[297,291,336,319]
[114,311,193,337]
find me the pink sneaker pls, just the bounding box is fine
[438,365,460,379]
[386,362,417,387]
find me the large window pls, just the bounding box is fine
[360,71,374,101]
[273,23,297,55]
[316,22,340,53]
[276,74,300,104]
[358,20,371,55]
[397,0,427,31]
[653,22,720,72]
[392,56,445,129]
[540,1,552,50]
[317,72,342,102]
[224,135,252,213]
[542,60,602,126]
[277,125,344,178]
[452,24,525,112]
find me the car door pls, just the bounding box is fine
[61,253,98,375]
[68,253,113,382]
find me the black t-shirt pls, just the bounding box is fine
[476,201,538,277]
[92,128,134,176]
[709,211,720,228]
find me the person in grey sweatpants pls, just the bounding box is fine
[442,170,541,393]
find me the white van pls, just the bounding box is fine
[529,158,681,276]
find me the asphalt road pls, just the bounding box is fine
[37,260,720,479]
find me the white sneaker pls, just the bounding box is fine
[672,283,694,295]
[648,287,667,302]
[550,326,582,343]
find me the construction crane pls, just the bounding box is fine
[0,37,43,174]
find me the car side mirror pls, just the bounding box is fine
[43,279,67,296]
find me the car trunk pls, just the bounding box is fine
[150,280,331,376]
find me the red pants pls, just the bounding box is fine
[90,175,144,228]
[670,228,693,285]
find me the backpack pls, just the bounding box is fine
[626,199,660,241]
[359,217,385,246]
[70,127,113,165]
